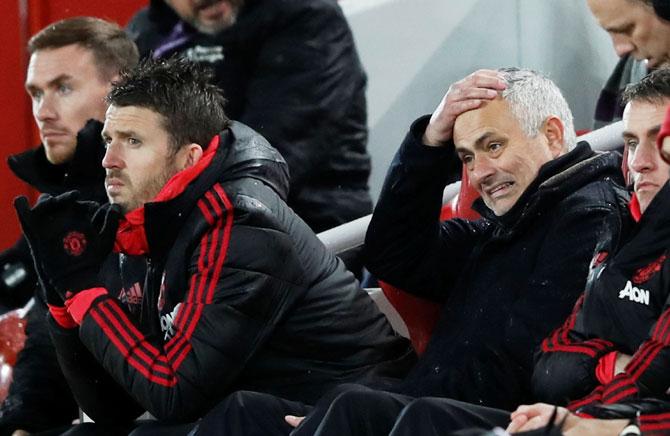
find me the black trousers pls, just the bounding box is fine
[293,384,510,436]
[180,384,510,436]
[101,384,510,436]
[189,390,312,436]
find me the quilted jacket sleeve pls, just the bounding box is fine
[364,117,484,302]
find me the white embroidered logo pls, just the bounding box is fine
[618,280,650,305]
[185,45,224,63]
[160,303,182,340]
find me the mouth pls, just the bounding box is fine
[105,177,125,195]
[485,181,515,199]
[195,0,224,13]
[41,130,68,141]
[635,180,658,191]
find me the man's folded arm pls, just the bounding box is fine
[365,116,485,301]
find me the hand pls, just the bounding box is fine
[423,69,507,147]
[285,415,304,428]
[14,192,121,302]
[615,353,633,375]
[562,418,628,436]
[507,403,569,433]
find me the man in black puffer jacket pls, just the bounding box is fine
[126,0,372,234]
[528,69,670,425]
[15,57,413,435]
[258,68,631,436]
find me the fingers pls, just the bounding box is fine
[13,196,31,221]
[14,196,35,239]
[92,204,121,250]
[284,415,305,428]
[423,69,507,147]
[57,190,81,203]
[506,415,528,433]
[445,70,506,111]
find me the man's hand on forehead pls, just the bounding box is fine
[423,69,507,147]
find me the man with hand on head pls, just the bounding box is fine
[0,17,138,435]
[15,57,413,435]
[384,67,670,436]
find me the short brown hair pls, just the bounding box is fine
[622,68,670,105]
[108,57,229,152]
[28,17,139,81]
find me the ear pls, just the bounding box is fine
[542,116,566,158]
[178,143,204,170]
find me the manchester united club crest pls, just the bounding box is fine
[63,231,87,256]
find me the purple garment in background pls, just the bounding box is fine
[152,21,194,59]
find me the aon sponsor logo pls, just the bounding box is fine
[160,303,181,340]
[618,280,650,305]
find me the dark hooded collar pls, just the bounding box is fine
[625,180,670,254]
[7,119,107,202]
[118,121,289,260]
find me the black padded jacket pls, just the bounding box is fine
[534,182,670,412]
[364,116,630,411]
[48,122,414,423]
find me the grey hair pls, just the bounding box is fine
[497,67,577,151]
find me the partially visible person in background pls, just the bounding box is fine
[127,0,372,237]
[0,17,138,434]
[587,0,670,127]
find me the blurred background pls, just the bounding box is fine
[0,0,617,245]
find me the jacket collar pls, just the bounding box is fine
[474,142,623,231]
[7,119,107,202]
[627,181,670,253]
[114,134,221,256]
[629,193,642,223]
[114,121,289,258]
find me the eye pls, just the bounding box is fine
[625,139,638,152]
[460,154,474,165]
[28,89,43,101]
[488,142,503,152]
[57,83,72,95]
[128,137,141,146]
[102,135,112,148]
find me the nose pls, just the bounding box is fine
[629,141,655,174]
[34,94,57,122]
[468,154,496,190]
[612,34,634,58]
[102,140,124,170]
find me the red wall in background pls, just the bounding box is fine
[0,0,145,248]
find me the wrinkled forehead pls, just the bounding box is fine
[453,98,518,149]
